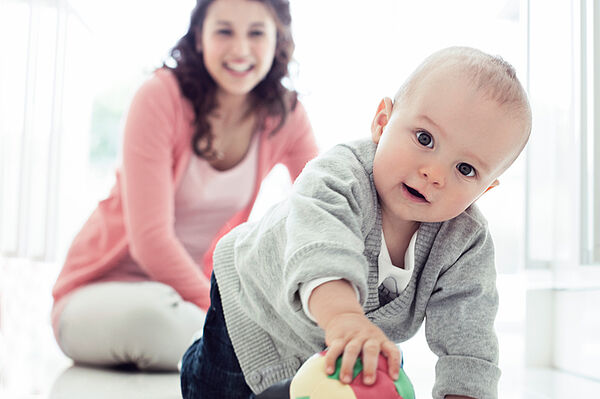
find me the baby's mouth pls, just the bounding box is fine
[403,183,428,202]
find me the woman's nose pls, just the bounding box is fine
[231,35,250,56]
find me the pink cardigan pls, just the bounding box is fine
[52,69,318,311]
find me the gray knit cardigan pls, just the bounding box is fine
[213,139,500,399]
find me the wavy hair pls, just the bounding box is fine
[165,0,297,159]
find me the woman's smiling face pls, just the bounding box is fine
[199,0,277,98]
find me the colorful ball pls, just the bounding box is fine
[289,351,415,399]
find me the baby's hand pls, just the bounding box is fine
[323,312,401,385]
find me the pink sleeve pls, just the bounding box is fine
[120,75,210,309]
[280,101,319,179]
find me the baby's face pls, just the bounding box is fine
[371,68,526,224]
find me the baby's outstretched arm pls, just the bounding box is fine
[308,279,401,385]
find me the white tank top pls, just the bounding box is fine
[173,133,259,262]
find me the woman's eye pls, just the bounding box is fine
[249,30,264,37]
[217,29,233,36]
[457,162,476,177]
[416,131,434,148]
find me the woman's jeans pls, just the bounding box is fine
[180,274,255,399]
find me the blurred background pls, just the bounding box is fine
[1,0,599,397]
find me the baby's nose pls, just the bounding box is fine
[419,164,446,187]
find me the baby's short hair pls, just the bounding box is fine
[395,46,532,149]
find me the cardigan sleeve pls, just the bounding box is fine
[226,144,377,335]
[279,101,319,180]
[279,144,377,318]
[425,223,501,399]
[120,74,210,310]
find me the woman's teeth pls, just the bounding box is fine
[226,63,252,72]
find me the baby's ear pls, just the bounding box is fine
[371,97,393,144]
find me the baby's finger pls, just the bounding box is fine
[340,340,362,384]
[382,341,401,380]
[324,339,345,375]
[360,338,381,385]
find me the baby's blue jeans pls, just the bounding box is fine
[180,273,255,399]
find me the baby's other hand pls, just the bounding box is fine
[323,312,401,385]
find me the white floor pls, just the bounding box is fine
[1,258,599,398]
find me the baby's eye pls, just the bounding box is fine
[457,162,476,177]
[416,131,433,148]
[249,30,264,37]
[217,29,233,36]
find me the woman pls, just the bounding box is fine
[51,0,318,371]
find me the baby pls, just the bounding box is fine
[181,46,532,399]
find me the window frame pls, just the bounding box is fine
[580,0,600,265]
